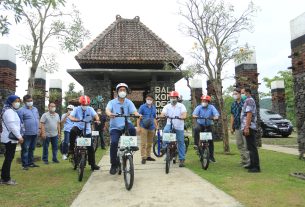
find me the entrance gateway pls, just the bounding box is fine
[67,15,184,113]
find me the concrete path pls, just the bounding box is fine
[71,151,242,207]
[261,144,299,156]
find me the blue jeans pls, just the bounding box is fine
[42,136,58,162]
[110,123,136,167]
[21,135,37,167]
[163,124,185,161]
[62,131,70,154]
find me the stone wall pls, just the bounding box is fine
[271,80,286,118]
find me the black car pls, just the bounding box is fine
[260,108,293,138]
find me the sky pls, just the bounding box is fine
[1,0,305,100]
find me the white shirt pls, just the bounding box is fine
[161,102,187,130]
[1,108,22,144]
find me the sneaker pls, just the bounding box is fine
[91,164,100,171]
[2,179,17,185]
[52,160,60,163]
[101,146,106,150]
[179,160,185,167]
[209,157,216,163]
[244,165,252,169]
[141,159,146,164]
[22,166,29,170]
[248,168,261,173]
[109,166,117,175]
[193,145,198,150]
[242,163,251,168]
[146,157,156,161]
[29,163,39,167]
[62,154,68,160]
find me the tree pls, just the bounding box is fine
[179,0,258,153]
[64,82,82,108]
[263,70,295,125]
[4,0,90,95]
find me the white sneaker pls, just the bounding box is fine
[62,154,67,160]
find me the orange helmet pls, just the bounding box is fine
[79,95,91,105]
[201,95,211,102]
[169,91,179,97]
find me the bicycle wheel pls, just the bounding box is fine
[184,137,189,153]
[200,147,210,170]
[165,147,170,174]
[72,149,78,170]
[123,154,134,190]
[93,136,98,152]
[153,140,164,157]
[117,152,122,175]
[78,153,86,181]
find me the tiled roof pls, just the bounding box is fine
[75,15,183,67]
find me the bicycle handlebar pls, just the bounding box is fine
[113,113,141,118]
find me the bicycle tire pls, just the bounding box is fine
[165,147,170,174]
[200,147,210,170]
[72,149,78,170]
[184,137,189,153]
[153,141,164,157]
[78,153,86,181]
[123,154,134,190]
[93,136,98,152]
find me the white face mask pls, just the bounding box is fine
[202,102,208,107]
[233,95,238,100]
[170,98,177,105]
[146,100,153,105]
[13,102,21,109]
[50,107,56,112]
[81,106,88,111]
[97,111,102,115]
[26,101,33,107]
[118,91,127,98]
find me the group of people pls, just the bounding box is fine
[0,82,260,185]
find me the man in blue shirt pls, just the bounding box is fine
[68,96,100,171]
[106,83,141,175]
[192,95,219,163]
[17,94,40,170]
[137,94,157,164]
[60,105,74,160]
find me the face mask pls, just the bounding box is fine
[241,94,247,101]
[233,95,238,100]
[50,107,56,112]
[13,102,21,109]
[81,106,88,111]
[26,101,33,107]
[201,102,208,107]
[146,100,153,105]
[170,99,177,105]
[97,112,102,115]
[118,91,127,98]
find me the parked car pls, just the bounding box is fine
[260,108,293,138]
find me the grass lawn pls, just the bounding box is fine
[261,132,298,147]
[0,146,106,207]
[186,141,305,207]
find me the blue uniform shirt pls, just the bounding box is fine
[192,104,219,126]
[61,113,74,132]
[106,98,137,130]
[70,106,97,134]
[17,106,39,136]
[138,103,156,130]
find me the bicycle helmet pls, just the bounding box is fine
[67,104,74,109]
[201,95,211,102]
[79,95,91,105]
[116,83,129,92]
[168,91,180,97]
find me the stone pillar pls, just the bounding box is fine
[206,80,223,141]
[0,44,16,154]
[271,80,286,118]
[49,79,62,116]
[235,51,262,146]
[190,79,202,109]
[290,12,305,156]
[33,69,46,116]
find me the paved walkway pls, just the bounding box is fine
[71,151,242,207]
[261,144,299,156]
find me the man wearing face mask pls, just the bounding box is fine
[40,102,61,164]
[17,94,40,170]
[60,105,74,160]
[137,94,158,164]
[160,91,187,167]
[94,108,107,149]
[68,95,101,171]
[230,89,250,167]
[106,83,142,175]
[192,95,219,163]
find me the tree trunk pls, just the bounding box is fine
[27,66,37,95]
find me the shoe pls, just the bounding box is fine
[101,146,106,150]
[146,157,156,161]
[22,166,29,170]
[179,160,185,167]
[242,163,251,168]
[29,163,39,167]
[43,161,49,165]
[109,166,118,175]
[160,148,166,154]
[91,164,100,171]
[244,165,252,169]
[193,145,198,150]
[52,160,60,163]
[2,179,17,185]
[62,154,68,160]
[209,157,216,163]
[248,168,261,173]
[141,159,146,164]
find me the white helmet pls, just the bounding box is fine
[116,83,129,92]
[67,104,74,109]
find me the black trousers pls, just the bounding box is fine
[1,142,17,182]
[194,124,215,159]
[245,128,260,169]
[69,126,96,166]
